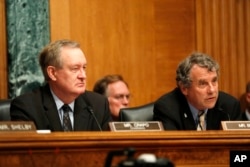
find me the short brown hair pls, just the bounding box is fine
[93,74,128,96]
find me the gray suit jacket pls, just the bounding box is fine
[10,84,112,131]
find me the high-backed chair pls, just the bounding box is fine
[0,99,12,121]
[119,102,154,121]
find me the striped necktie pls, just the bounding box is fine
[62,104,73,131]
[197,110,205,131]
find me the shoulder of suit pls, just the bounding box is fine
[218,91,239,105]
[218,91,237,100]
[156,88,184,107]
[158,88,178,99]
[81,90,106,100]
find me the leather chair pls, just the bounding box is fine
[0,99,11,121]
[119,102,154,121]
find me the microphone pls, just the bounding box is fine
[218,107,230,121]
[87,106,103,131]
[138,154,157,163]
[105,147,135,167]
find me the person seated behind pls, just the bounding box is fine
[153,52,241,130]
[10,39,112,131]
[241,81,250,120]
[93,74,130,121]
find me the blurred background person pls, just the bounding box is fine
[93,74,130,121]
[241,81,250,120]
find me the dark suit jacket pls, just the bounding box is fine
[241,111,249,121]
[10,84,112,131]
[153,88,242,130]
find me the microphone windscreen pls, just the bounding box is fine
[137,153,157,163]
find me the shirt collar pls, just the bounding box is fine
[50,88,75,112]
[188,102,207,121]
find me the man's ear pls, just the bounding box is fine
[180,85,188,96]
[47,66,57,81]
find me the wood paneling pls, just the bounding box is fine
[0,0,8,99]
[50,0,196,106]
[49,0,71,39]
[0,131,249,167]
[1,0,249,104]
[154,0,196,97]
[196,0,250,99]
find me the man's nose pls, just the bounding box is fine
[78,68,86,78]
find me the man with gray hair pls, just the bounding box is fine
[10,39,112,131]
[153,52,241,130]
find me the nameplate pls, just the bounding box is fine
[0,121,36,131]
[109,121,164,132]
[221,121,250,130]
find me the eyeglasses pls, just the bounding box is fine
[112,94,131,101]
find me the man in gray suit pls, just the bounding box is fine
[153,52,241,130]
[10,39,112,131]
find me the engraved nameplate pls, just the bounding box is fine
[0,121,36,131]
[109,121,164,132]
[221,121,250,130]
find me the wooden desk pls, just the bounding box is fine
[0,131,249,167]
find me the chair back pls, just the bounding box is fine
[119,102,154,121]
[0,99,11,121]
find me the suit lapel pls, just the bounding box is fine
[42,85,63,131]
[41,85,93,131]
[206,107,224,130]
[182,107,196,130]
[177,90,197,130]
[73,95,91,131]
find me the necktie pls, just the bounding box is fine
[197,110,206,131]
[62,104,73,131]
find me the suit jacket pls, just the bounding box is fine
[241,111,250,121]
[153,88,242,130]
[10,84,112,131]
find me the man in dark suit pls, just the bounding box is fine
[93,74,130,121]
[241,81,250,120]
[10,39,112,131]
[153,52,241,130]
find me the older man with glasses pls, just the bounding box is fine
[93,74,130,121]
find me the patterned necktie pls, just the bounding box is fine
[197,110,206,131]
[62,104,73,131]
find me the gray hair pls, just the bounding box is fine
[176,52,219,88]
[39,39,80,81]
